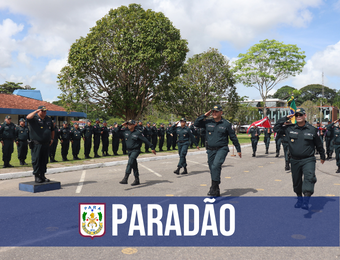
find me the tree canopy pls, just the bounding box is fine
[58,4,188,120]
[0,81,24,94]
[298,84,336,105]
[233,39,306,117]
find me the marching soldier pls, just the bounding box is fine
[171,118,199,175]
[144,122,152,153]
[112,122,120,155]
[82,120,93,159]
[0,115,16,168]
[263,127,272,154]
[93,118,101,158]
[326,119,340,172]
[166,122,173,151]
[49,121,59,162]
[195,105,241,197]
[70,122,82,160]
[158,123,165,151]
[200,127,206,147]
[15,118,29,165]
[249,125,261,157]
[151,123,158,150]
[59,121,71,161]
[101,121,110,156]
[325,121,334,160]
[275,129,283,157]
[119,120,156,185]
[274,108,325,210]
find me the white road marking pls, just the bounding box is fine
[187,160,209,167]
[76,170,86,193]
[139,163,162,177]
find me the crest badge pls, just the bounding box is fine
[79,203,106,240]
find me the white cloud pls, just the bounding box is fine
[44,58,67,75]
[17,52,30,66]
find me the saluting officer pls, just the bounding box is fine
[70,122,82,160]
[101,120,110,156]
[93,118,101,158]
[151,123,158,149]
[119,120,156,186]
[111,122,120,155]
[326,119,340,172]
[59,121,71,161]
[26,106,54,183]
[249,125,261,157]
[82,120,93,159]
[15,118,29,165]
[0,115,16,168]
[195,105,241,197]
[158,123,165,151]
[274,108,325,210]
[263,127,272,154]
[325,121,334,160]
[144,122,152,153]
[171,118,199,175]
[166,122,173,151]
[49,121,59,162]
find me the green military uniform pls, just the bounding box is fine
[70,125,82,160]
[273,108,325,210]
[263,128,272,154]
[49,122,59,162]
[0,116,16,167]
[111,123,120,155]
[249,127,261,157]
[101,122,110,156]
[144,123,152,153]
[15,120,29,165]
[27,108,53,183]
[93,120,101,157]
[325,123,334,160]
[151,123,158,149]
[330,123,340,172]
[119,120,154,185]
[166,123,173,151]
[82,122,93,158]
[158,124,165,151]
[171,118,198,174]
[58,123,71,161]
[195,105,241,197]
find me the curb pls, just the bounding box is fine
[0,142,273,181]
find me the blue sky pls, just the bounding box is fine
[0,0,340,102]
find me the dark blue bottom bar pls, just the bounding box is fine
[0,196,338,247]
[19,181,61,193]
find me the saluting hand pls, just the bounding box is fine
[205,110,212,117]
[287,114,295,119]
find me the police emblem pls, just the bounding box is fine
[79,203,106,239]
[291,139,294,142]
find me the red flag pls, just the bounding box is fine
[247,117,271,133]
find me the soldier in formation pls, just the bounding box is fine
[59,121,71,161]
[249,125,261,157]
[101,121,110,156]
[15,118,29,165]
[0,115,16,168]
[70,122,82,160]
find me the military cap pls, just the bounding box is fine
[5,115,11,119]
[160,123,164,126]
[103,120,107,123]
[74,122,79,125]
[95,118,100,121]
[295,108,306,115]
[127,119,136,125]
[153,122,156,125]
[147,122,150,124]
[212,104,223,111]
[168,122,172,125]
[63,121,68,124]
[87,119,91,122]
[139,120,142,123]
[180,117,186,122]
[19,118,25,122]
[38,105,47,111]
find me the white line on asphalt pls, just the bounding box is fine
[139,163,162,177]
[187,160,209,167]
[76,170,86,193]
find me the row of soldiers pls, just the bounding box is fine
[0,117,207,167]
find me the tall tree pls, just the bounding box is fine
[301,100,319,124]
[233,39,306,117]
[156,48,238,120]
[0,81,24,94]
[58,4,188,120]
[272,85,297,99]
[299,84,336,105]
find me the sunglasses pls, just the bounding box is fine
[295,114,304,117]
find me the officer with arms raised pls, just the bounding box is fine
[26,106,54,183]
[195,104,241,197]
[274,108,325,210]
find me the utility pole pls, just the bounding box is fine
[320,72,324,123]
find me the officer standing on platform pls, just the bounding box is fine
[325,121,334,160]
[59,121,71,161]
[82,120,93,159]
[195,105,241,197]
[70,122,82,160]
[171,118,199,175]
[144,122,152,153]
[151,123,158,150]
[249,125,261,157]
[112,122,120,155]
[274,108,325,210]
[280,120,292,171]
[26,106,54,183]
[15,118,29,165]
[0,115,16,168]
[49,121,59,162]
[166,122,173,151]
[119,120,156,186]
[158,123,165,151]
[101,121,110,156]
[93,118,101,158]
[263,127,272,154]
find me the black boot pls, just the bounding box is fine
[294,196,303,208]
[35,175,43,183]
[131,176,140,186]
[20,160,24,166]
[114,152,118,156]
[207,181,213,195]
[41,172,50,182]
[336,167,340,173]
[182,167,188,174]
[209,180,220,197]
[302,192,311,210]
[173,167,180,175]
[23,161,28,165]
[265,149,268,154]
[285,162,290,171]
[275,152,279,157]
[119,173,129,184]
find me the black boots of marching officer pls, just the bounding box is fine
[294,192,311,210]
[207,180,220,197]
[174,167,188,175]
[119,173,129,184]
[285,162,290,171]
[174,167,180,175]
[252,152,256,157]
[275,151,279,157]
[131,176,140,186]
[336,166,340,173]
[182,167,188,174]
[20,160,28,166]
[35,172,50,183]
[265,148,268,154]
[294,196,303,208]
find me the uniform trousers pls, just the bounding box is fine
[207,146,229,184]
[290,157,317,195]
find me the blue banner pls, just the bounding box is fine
[0,196,338,247]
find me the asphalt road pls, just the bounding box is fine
[0,144,339,260]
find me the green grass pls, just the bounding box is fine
[2,134,257,168]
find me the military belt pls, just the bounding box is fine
[177,140,188,143]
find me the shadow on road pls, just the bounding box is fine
[61,181,97,188]
[303,196,337,219]
[220,188,258,197]
[125,179,173,190]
